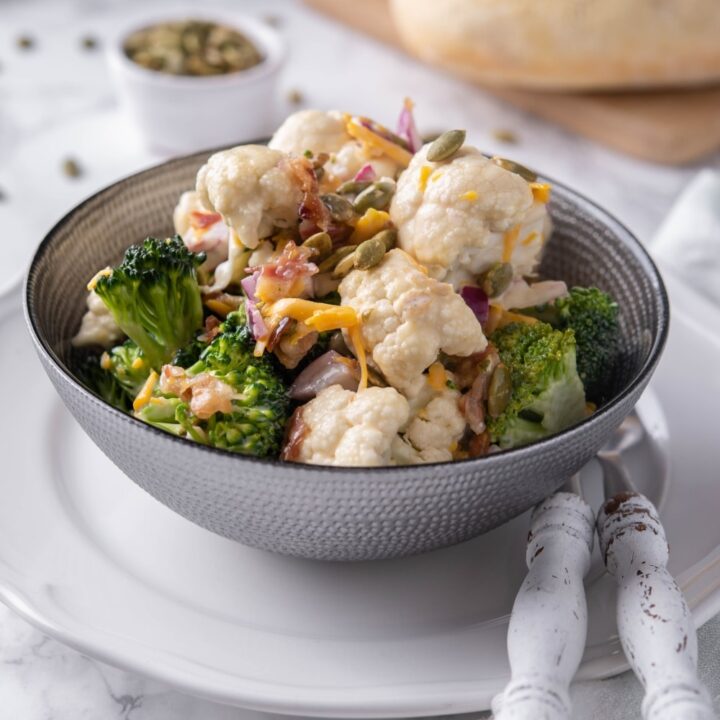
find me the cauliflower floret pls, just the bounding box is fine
[72,290,123,348]
[390,144,551,287]
[270,109,399,185]
[293,384,410,466]
[339,249,487,396]
[195,145,303,289]
[172,190,228,275]
[393,388,467,464]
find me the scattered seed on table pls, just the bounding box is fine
[492,128,518,144]
[62,158,83,178]
[81,35,100,51]
[17,35,35,50]
[287,88,303,105]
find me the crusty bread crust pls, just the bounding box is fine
[390,0,720,90]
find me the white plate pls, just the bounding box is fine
[1,270,719,717]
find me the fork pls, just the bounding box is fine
[491,477,595,719]
[597,416,715,720]
[493,414,715,720]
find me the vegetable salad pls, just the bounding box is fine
[74,101,619,466]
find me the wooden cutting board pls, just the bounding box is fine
[304,0,720,165]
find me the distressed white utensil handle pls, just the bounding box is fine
[492,492,595,720]
[598,492,715,720]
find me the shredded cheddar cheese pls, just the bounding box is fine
[350,208,391,244]
[263,298,368,390]
[133,370,159,412]
[418,165,432,192]
[86,267,112,292]
[348,324,368,391]
[495,309,539,330]
[427,362,447,391]
[460,190,478,202]
[100,352,112,370]
[521,231,539,246]
[346,118,413,167]
[131,356,145,371]
[502,225,521,263]
[530,182,552,204]
[430,170,443,182]
[205,298,235,317]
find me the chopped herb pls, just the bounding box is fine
[303,149,313,159]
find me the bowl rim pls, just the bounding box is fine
[106,9,286,89]
[24,148,670,476]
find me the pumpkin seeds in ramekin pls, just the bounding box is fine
[123,20,263,77]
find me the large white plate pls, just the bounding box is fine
[0,270,719,717]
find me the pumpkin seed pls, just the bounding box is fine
[287,88,304,105]
[492,128,518,144]
[332,251,357,278]
[353,180,395,214]
[427,129,466,162]
[301,231,332,260]
[81,35,99,51]
[487,364,512,419]
[62,158,82,178]
[480,262,513,298]
[491,157,537,182]
[321,193,356,223]
[336,180,372,195]
[16,35,35,50]
[371,227,397,251]
[354,237,387,270]
[317,246,355,274]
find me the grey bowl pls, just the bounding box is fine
[24,150,669,561]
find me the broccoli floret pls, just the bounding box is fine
[488,322,587,449]
[93,236,205,371]
[521,287,619,402]
[76,353,132,412]
[172,337,208,368]
[136,310,290,458]
[104,340,150,397]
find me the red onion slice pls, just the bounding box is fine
[396,99,421,153]
[240,272,268,340]
[460,285,489,324]
[353,163,377,183]
[289,350,360,401]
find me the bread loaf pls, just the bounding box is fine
[390,0,720,90]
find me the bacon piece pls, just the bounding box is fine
[280,406,308,462]
[285,156,331,237]
[198,315,221,343]
[253,241,317,303]
[189,210,223,230]
[458,346,501,434]
[159,365,235,420]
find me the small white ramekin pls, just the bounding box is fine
[107,10,286,154]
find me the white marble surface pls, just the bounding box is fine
[1,0,719,717]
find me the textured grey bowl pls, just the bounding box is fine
[24,150,669,561]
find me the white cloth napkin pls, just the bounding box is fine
[651,169,720,306]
